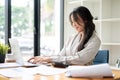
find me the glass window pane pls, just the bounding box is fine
[0,0,5,44]
[40,0,60,56]
[11,0,34,60]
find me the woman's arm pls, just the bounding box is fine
[50,34,101,65]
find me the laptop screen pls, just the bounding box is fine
[9,38,24,65]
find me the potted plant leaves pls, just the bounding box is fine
[0,42,10,63]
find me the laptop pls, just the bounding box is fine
[8,38,39,67]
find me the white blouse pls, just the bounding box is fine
[50,32,101,65]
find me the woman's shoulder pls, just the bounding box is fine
[90,32,101,43]
[85,32,101,47]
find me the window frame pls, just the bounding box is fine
[4,0,64,56]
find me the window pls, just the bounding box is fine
[1,0,63,61]
[40,0,61,56]
[11,0,34,60]
[0,0,5,43]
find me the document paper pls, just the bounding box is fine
[66,63,113,78]
[0,65,66,78]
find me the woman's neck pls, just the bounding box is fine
[79,31,84,41]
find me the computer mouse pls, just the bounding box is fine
[52,62,69,68]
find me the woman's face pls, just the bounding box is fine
[70,14,85,32]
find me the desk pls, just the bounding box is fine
[0,69,120,80]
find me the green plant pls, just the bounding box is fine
[0,42,10,55]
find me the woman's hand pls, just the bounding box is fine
[28,56,52,64]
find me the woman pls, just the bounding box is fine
[28,6,101,65]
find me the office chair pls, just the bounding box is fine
[93,50,109,65]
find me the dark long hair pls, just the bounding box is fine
[69,6,95,51]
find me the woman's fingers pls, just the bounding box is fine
[32,57,44,64]
[28,56,51,64]
[27,57,35,62]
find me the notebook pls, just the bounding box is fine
[8,38,39,67]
